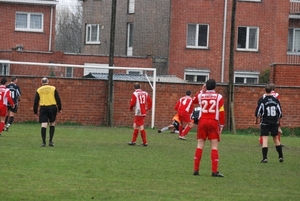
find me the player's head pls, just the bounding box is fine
[1,77,7,85]
[11,76,17,82]
[186,90,191,96]
[206,79,216,90]
[269,83,275,91]
[265,84,272,93]
[41,77,49,85]
[134,82,140,89]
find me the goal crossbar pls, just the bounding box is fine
[0,60,156,128]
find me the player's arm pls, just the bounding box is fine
[33,92,40,114]
[129,94,136,111]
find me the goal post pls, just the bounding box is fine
[0,60,157,128]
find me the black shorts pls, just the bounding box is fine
[7,105,18,113]
[260,123,278,137]
[172,120,179,131]
[39,105,58,123]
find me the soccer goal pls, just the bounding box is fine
[0,60,157,128]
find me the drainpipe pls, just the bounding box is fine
[49,6,54,52]
[221,0,228,82]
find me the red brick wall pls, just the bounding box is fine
[0,3,56,52]
[11,76,300,130]
[0,50,153,77]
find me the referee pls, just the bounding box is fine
[33,77,62,147]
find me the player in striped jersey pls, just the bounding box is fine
[128,83,152,146]
[255,84,283,163]
[192,79,225,177]
[175,90,194,140]
[259,83,283,147]
[0,78,15,136]
[4,76,21,131]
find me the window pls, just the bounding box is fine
[84,63,109,76]
[86,24,100,44]
[288,28,300,52]
[239,0,261,2]
[234,71,259,84]
[0,63,10,76]
[65,67,73,78]
[187,24,209,48]
[127,23,133,56]
[237,27,259,51]
[128,0,135,14]
[184,69,210,82]
[15,12,43,32]
[127,70,142,75]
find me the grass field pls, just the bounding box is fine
[0,124,299,201]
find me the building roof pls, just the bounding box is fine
[0,0,58,5]
[84,73,186,83]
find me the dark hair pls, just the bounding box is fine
[1,77,7,85]
[269,83,275,91]
[265,84,272,93]
[206,79,216,90]
[186,90,191,96]
[11,76,17,82]
[134,82,140,89]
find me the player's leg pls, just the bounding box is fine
[260,125,269,163]
[193,138,205,175]
[272,125,284,162]
[128,119,138,145]
[139,117,147,146]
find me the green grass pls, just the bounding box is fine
[0,124,299,201]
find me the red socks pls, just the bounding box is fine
[181,125,191,137]
[140,129,147,144]
[131,129,139,142]
[211,149,219,173]
[193,148,203,171]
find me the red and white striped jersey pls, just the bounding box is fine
[174,95,193,114]
[193,90,225,126]
[130,89,152,116]
[0,85,14,106]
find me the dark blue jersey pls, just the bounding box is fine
[255,95,282,125]
[6,83,21,105]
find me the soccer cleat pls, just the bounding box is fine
[49,142,55,147]
[41,143,46,147]
[193,171,199,176]
[139,143,148,147]
[158,129,161,133]
[179,136,187,140]
[127,142,136,146]
[212,172,224,177]
[261,159,268,163]
[279,158,284,163]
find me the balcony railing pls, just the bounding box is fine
[287,52,300,64]
[290,0,300,14]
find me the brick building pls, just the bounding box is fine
[80,0,171,75]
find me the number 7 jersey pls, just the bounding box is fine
[193,90,225,126]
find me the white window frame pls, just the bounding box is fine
[126,70,142,75]
[186,24,209,49]
[184,69,210,82]
[65,67,73,78]
[15,12,43,32]
[237,26,259,51]
[288,28,300,53]
[127,23,133,56]
[128,0,135,14]
[0,62,10,76]
[239,0,261,2]
[85,24,100,44]
[234,71,259,84]
[84,63,109,76]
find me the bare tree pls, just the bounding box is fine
[55,1,82,53]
